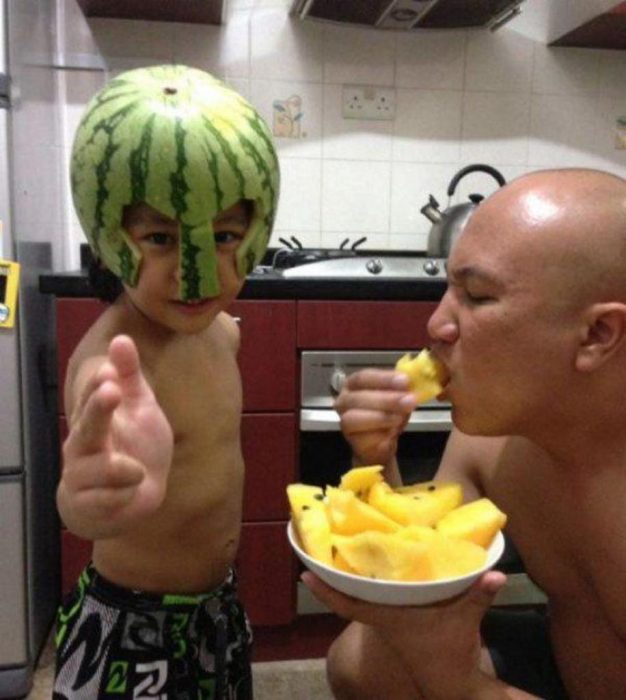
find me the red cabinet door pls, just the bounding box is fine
[56,298,107,411]
[241,413,297,521]
[297,300,438,349]
[229,300,297,411]
[237,522,296,626]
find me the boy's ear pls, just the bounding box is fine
[576,302,626,372]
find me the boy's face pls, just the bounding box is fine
[122,200,251,334]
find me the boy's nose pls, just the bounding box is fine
[427,291,459,344]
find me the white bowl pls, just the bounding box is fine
[288,521,505,606]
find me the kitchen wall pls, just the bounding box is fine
[54,0,626,269]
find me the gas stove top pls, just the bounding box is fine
[280,255,446,280]
[256,242,447,281]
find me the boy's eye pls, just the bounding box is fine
[464,288,493,304]
[215,230,245,246]
[145,232,175,246]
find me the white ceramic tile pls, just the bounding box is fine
[250,79,322,158]
[57,0,100,56]
[392,89,462,163]
[528,94,609,169]
[11,66,64,149]
[460,91,530,165]
[323,24,395,86]
[396,30,467,91]
[13,145,65,226]
[596,49,626,97]
[272,158,322,232]
[594,97,626,173]
[532,46,602,95]
[322,160,391,234]
[390,162,456,236]
[250,8,323,82]
[388,232,428,253]
[60,70,107,145]
[465,30,533,94]
[172,12,249,78]
[88,18,174,61]
[321,84,393,161]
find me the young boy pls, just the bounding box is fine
[53,65,279,699]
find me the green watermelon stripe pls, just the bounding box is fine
[128,112,156,203]
[199,114,246,200]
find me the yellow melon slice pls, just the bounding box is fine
[436,498,507,548]
[395,480,464,515]
[395,349,448,403]
[339,465,384,500]
[287,483,333,566]
[398,526,487,579]
[333,531,433,582]
[326,486,400,536]
[368,481,455,527]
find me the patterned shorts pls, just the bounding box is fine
[54,565,253,700]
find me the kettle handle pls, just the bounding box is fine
[447,164,506,197]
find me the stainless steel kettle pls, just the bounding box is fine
[421,164,506,257]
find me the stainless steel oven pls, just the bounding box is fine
[299,350,452,488]
[296,350,546,611]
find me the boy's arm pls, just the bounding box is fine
[58,334,173,540]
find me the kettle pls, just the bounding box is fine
[421,164,506,257]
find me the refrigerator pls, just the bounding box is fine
[0,0,61,696]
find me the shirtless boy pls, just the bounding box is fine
[53,65,279,699]
[304,169,626,700]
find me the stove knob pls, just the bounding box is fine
[423,259,441,276]
[329,368,347,396]
[366,258,383,275]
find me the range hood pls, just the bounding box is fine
[291,0,525,31]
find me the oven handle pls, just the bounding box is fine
[300,409,453,432]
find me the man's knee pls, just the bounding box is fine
[326,623,417,700]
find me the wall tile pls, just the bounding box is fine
[390,162,455,236]
[396,30,466,91]
[596,50,626,98]
[528,94,609,169]
[272,158,322,233]
[532,46,602,95]
[172,12,249,78]
[250,79,322,158]
[322,84,393,161]
[460,91,530,165]
[250,8,323,82]
[87,18,174,61]
[393,89,462,163]
[465,30,533,93]
[323,24,395,86]
[321,160,391,234]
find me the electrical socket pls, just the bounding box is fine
[342,85,396,121]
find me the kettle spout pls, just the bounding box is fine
[420,195,442,224]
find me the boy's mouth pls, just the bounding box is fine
[171,298,214,313]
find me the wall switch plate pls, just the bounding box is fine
[342,85,396,121]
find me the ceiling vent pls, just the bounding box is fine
[290,0,525,31]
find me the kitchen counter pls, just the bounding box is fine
[39,268,447,301]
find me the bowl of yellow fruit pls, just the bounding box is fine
[287,465,506,606]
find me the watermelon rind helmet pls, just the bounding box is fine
[70,64,280,301]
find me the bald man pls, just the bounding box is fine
[304,169,626,700]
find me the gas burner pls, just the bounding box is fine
[271,236,368,271]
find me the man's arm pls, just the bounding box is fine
[58,335,173,539]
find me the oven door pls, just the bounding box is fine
[299,407,451,488]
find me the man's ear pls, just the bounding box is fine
[576,302,626,372]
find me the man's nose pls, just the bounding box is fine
[427,291,459,344]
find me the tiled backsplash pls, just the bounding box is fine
[54,0,626,270]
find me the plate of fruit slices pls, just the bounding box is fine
[288,520,505,606]
[287,465,507,606]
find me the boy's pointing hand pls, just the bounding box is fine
[61,335,174,536]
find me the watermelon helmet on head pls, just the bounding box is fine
[70,64,280,301]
